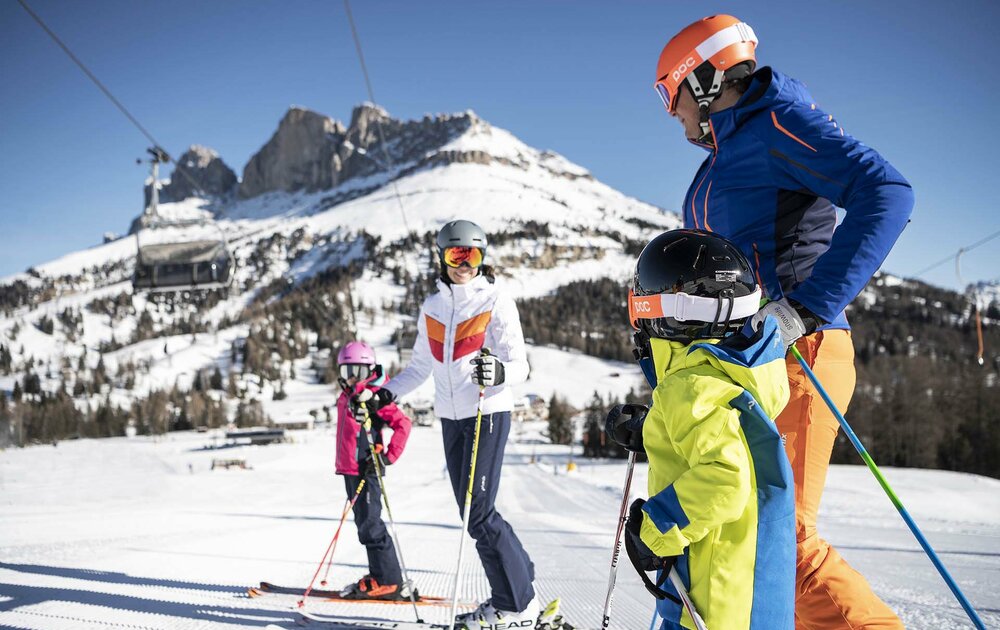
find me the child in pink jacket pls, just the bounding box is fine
[334,341,412,600]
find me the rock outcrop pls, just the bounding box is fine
[160,145,237,202]
[238,105,479,199]
[238,108,347,198]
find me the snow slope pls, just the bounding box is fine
[0,427,997,630]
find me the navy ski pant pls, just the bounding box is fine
[343,473,402,585]
[441,411,535,612]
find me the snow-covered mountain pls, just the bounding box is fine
[0,105,679,442]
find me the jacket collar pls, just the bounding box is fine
[691,67,809,151]
[436,273,492,300]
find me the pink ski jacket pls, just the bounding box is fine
[335,379,412,476]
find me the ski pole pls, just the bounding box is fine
[790,345,987,630]
[360,402,423,623]
[449,381,487,630]
[647,608,658,630]
[299,478,367,606]
[601,450,636,629]
[667,568,708,630]
[320,480,368,587]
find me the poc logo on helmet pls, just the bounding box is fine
[672,56,698,81]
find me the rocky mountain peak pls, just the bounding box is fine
[159,145,237,203]
[238,108,347,199]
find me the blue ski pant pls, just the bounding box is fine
[343,473,402,585]
[442,411,535,612]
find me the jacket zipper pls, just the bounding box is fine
[752,243,765,296]
[447,287,458,420]
[690,150,717,231]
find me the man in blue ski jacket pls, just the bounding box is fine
[652,14,913,629]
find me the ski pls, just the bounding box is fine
[249,582,475,608]
[297,610,450,629]
[298,598,574,630]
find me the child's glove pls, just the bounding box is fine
[358,444,388,477]
[605,404,648,453]
[625,499,674,572]
[625,498,680,601]
[350,388,394,416]
[470,349,505,387]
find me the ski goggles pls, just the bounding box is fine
[339,364,372,381]
[441,246,485,269]
[654,82,679,115]
[628,287,761,329]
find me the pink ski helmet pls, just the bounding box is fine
[337,341,376,366]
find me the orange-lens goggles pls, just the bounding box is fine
[442,246,484,268]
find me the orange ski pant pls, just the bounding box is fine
[779,330,904,630]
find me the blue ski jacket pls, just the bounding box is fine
[682,67,914,328]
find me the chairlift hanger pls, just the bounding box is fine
[132,148,235,294]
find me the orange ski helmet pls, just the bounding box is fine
[654,15,758,118]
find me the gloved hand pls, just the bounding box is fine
[750,298,822,350]
[605,404,649,453]
[350,387,394,417]
[470,350,505,387]
[359,444,388,477]
[625,499,677,599]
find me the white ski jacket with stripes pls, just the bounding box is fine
[385,274,529,420]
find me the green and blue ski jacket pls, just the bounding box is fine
[640,317,795,629]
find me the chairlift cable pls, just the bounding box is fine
[912,227,1000,279]
[17,0,208,199]
[342,0,412,236]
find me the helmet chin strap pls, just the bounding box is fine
[685,68,726,144]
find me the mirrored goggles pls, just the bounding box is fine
[442,246,485,269]
[654,82,677,114]
[339,364,372,381]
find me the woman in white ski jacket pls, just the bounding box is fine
[356,220,539,628]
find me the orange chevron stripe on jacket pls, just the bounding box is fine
[425,315,446,362]
[454,311,492,361]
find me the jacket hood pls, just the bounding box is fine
[648,317,789,419]
[701,67,817,149]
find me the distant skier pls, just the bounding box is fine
[354,220,539,628]
[653,15,913,628]
[334,341,412,600]
[611,229,795,629]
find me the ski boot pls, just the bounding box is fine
[339,575,409,601]
[454,597,540,629]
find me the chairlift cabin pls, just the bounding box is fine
[131,147,235,293]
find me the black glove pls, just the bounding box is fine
[624,498,679,601]
[605,404,648,453]
[358,444,388,478]
[470,350,505,387]
[350,387,395,417]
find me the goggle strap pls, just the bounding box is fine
[694,22,757,62]
[630,287,761,324]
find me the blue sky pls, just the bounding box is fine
[2,0,998,291]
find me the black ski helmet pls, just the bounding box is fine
[629,229,760,342]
